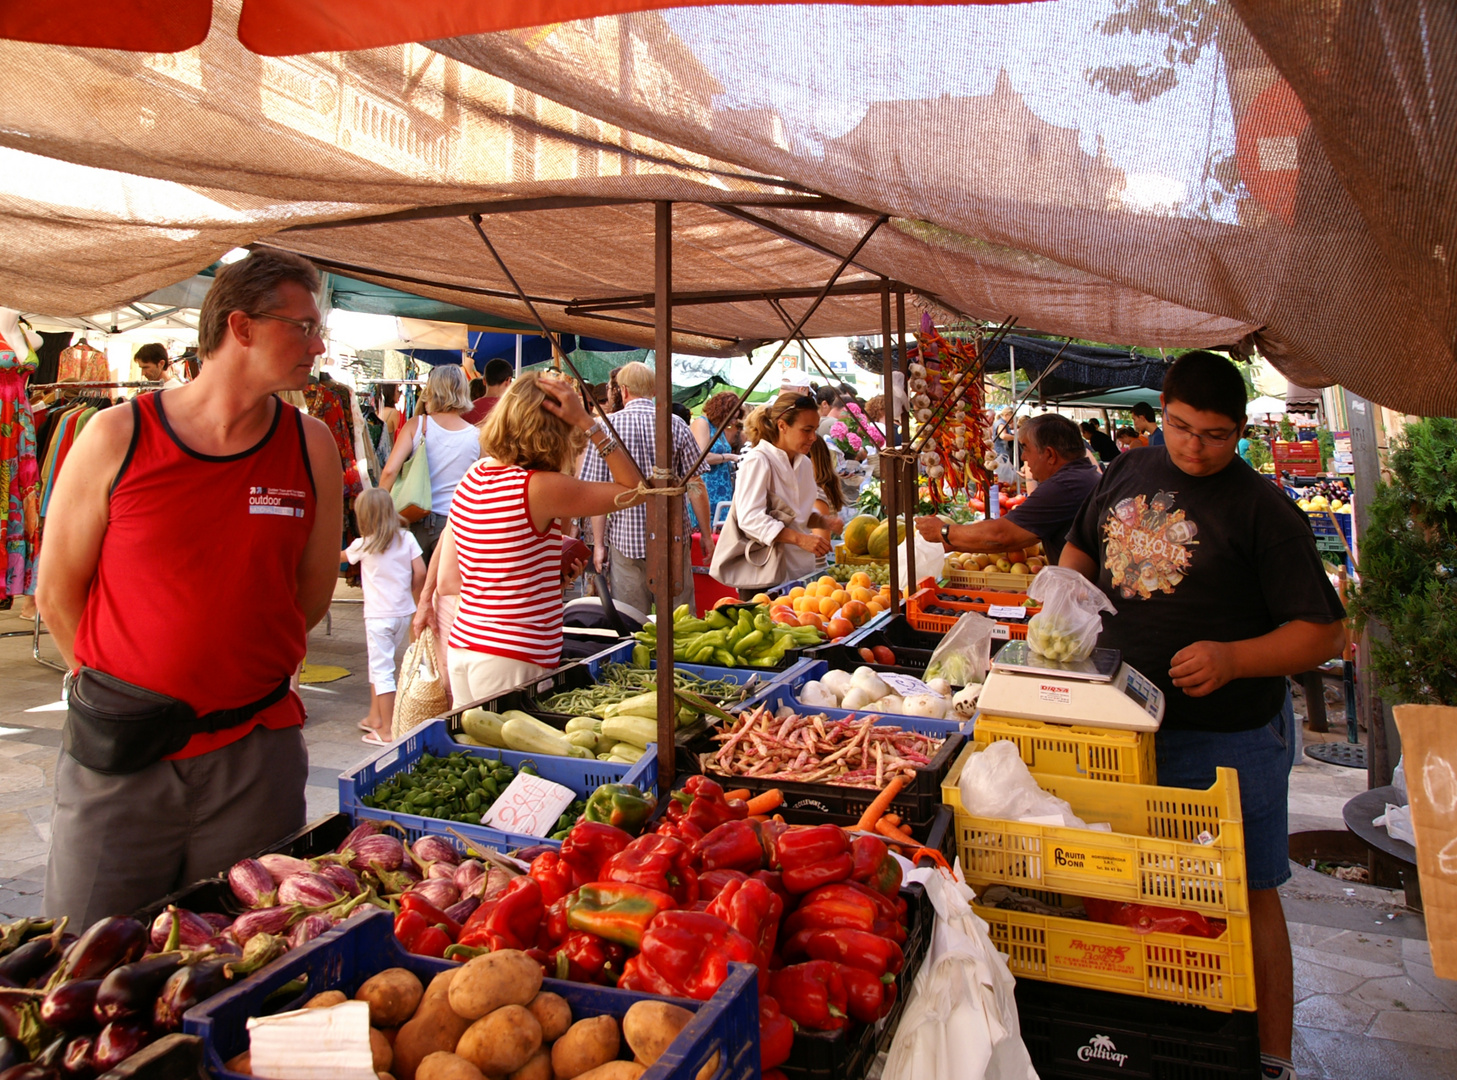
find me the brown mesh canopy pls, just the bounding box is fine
[0,0,1451,413]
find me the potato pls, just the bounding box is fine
[304,991,349,1010]
[527,993,572,1043]
[380,1028,399,1048]
[371,1029,395,1074]
[457,1005,543,1077]
[392,999,473,1080]
[226,1051,252,1075]
[572,1065,644,1080]
[357,969,425,1028]
[550,1016,620,1080]
[417,1052,484,1080]
[449,951,544,1021]
[508,1049,552,1080]
[621,1002,692,1068]
[423,970,458,1006]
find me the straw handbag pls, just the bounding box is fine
[392,626,449,739]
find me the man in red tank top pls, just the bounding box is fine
[36,250,344,925]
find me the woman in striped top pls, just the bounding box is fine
[425,373,644,706]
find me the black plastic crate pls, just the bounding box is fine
[847,613,950,652]
[781,880,930,1080]
[133,813,355,923]
[809,642,936,681]
[1016,980,1261,1080]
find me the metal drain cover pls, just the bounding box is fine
[1305,742,1367,769]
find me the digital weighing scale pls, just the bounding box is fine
[975,640,1165,732]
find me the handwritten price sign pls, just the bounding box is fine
[482,773,578,837]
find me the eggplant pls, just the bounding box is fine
[425,863,457,882]
[0,1065,56,1080]
[229,909,292,945]
[0,1038,24,1074]
[277,874,343,908]
[228,934,285,978]
[59,1038,91,1080]
[334,821,381,855]
[33,1040,63,1072]
[345,835,403,873]
[257,855,312,884]
[316,865,360,897]
[227,860,277,909]
[87,1023,147,1073]
[0,922,56,961]
[453,859,484,893]
[93,954,182,1024]
[147,910,211,952]
[0,937,62,988]
[287,916,333,949]
[38,982,100,1032]
[199,913,232,932]
[442,897,479,925]
[406,879,458,911]
[152,959,231,1033]
[412,836,459,867]
[56,919,145,984]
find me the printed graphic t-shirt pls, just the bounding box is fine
[1066,446,1344,732]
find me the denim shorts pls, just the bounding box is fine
[1154,689,1297,891]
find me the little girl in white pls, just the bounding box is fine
[343,488,426,744]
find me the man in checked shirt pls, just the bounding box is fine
[580,362,714,616]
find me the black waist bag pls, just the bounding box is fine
[64,667,292,775]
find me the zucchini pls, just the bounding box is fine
[461,708,508,747]
[566,730,599,752]
[604,691,656,720]
[601,714,657,750]
[565,716,601,734]
[501,714,575,756]
[607,744,647,764]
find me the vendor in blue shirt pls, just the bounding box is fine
[915,413,1100,563]
[1131,400,1165,446]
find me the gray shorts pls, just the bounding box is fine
[609,545,694,618]
[44,724,308,925]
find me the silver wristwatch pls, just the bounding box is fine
[941,521,951,545]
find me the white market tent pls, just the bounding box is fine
[0,0,1453,415]
[1246,394,1287,417]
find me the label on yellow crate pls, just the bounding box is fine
[1049,841,1137,882]
[1047,929,1144,979]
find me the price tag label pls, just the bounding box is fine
[880,671,936,698]
[988,604,1029,620]
[482,773,578,837]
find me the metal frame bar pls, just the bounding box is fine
[650,201,678,792]
[565,278,886,314]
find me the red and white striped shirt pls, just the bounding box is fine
[447,462,563,667]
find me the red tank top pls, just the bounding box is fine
[73,393,315,758]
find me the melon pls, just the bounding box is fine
[842,515,881,557]
[866,520,906,560]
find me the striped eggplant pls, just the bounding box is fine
[412,836,459,867]
[229,908,293,945]
[205,936,242,957]
[147,910,212,952]
[88,1022,147,1072]
[152,958,231,1033]
[277,874,344,908]
[57,919,145,983]
[287,915,334,949]
[200,913,232,932]
[345,835,404,873]
[405,880,458,911]
[425,862,456,882]
[453,860,484,893]
[93,953,183,1023]
[316,865,361,897]
[38,980,101,1031]
[229,934,285,977]
[257,855,312,884]
[227,859,277,909]
[334,821,381,855]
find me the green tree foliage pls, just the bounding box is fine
[1349,419,1457,705]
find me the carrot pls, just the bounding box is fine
[875,819,914,843]
[882,814,901,827]
[874,820,952,872]
[724,789,751,803]
[746,789,783,815]
[854,774,908,833]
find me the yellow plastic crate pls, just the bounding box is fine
[972,713,1157,785]
[942,743,1247,917]
[832,543,887,567]
[973,892,1255,1011]
[945,566,1031,592]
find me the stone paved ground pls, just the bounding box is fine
[0,593,1451,1078]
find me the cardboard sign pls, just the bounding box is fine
[481,772,578,837]
[248,1000,376,1080]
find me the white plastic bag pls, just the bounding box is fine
[1025,566,1116,663]
[882,865,1037,1080]
[1374,803,1416,846]
[897,532,948,593]
[959,740,1089,828]
[925,612,995,687]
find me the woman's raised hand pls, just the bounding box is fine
[800,532,832,557]
[539,375,592,430]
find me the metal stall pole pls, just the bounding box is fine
[650,202,679,792]
[896,291,915,591]
[881,283,900,613]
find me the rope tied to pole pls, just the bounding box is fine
[615,466,690,507]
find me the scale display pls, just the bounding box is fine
[979,643,1165,732]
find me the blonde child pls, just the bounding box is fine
[343,488,426,744]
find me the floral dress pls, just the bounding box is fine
[690,431,735,531]
[0,337,39,600]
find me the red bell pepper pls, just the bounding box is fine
[602,834,699,905]
[457,875,543,952]
[409,925,452,959]
[397,893,463,939]
[541,894,574,947]
[752,869,791,908]
[618,911,760,1000]
[529,851,580,907]
[549,931,626,986]
[697,868,749,901]
[394,909,452,957]
[793,928,903,977]
[652,815,705,846]
[705,878,782,968]
[782,888,895,942]
[560,821,634,882]
[769,961,848,1031]
[759,997,795,1072]
[850,835,903,896]
[668,776,748,832]
[839,964,896,1023]
[764,1072,787,1080]
[774,825,853,894]
[566,882,676,948]
[693,819,768,874]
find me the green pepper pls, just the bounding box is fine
[733,629,765,656]
[583,783,658,834]
[705,609,732,630]
[632,644,650,668]
[714,648,738,667]
[754,612,775,634]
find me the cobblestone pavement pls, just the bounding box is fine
[0,595,1450,1078]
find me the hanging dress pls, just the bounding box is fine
[0,335,40,599]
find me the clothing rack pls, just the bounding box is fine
[0,610,66,673]
[30,380,159,390]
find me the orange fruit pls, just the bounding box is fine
[751,592,772,606]
[831,589,850,607]
[841,600,869,625]
[713,596,738,610]
[818,576,837,589]
[867,599,885,616]
[791,596,809,613]
[798,612,825,631]
[771,607,799,626]
[788,586,806,600]
[819,596,840,618]
[827,617,854,639]
[850,586,875,604]
[849,572,872,589]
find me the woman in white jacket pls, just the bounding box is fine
[724,391,843,591]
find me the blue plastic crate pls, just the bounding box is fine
[583,640,809,707]
[338,720,657,854]
[184,909,759,1080]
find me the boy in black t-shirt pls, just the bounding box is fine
[1062,352,1345,1080]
